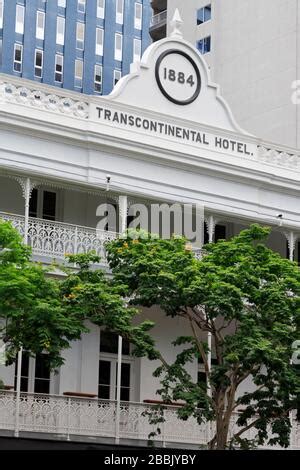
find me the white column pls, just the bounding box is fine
[116,195,127,443]
[284,231,298,444]
[23,177,31,245]
[14,346,23,438]
[205,215,217,399]
[115,335,122,445]
[15,177,33,438]
[119,195,128,234]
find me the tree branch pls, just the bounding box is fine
[232,417,261,440]
[189,317,210,376]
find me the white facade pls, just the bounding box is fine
[154,0,300,147]
[0,30,299,447]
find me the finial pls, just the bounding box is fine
[170,9,183,39]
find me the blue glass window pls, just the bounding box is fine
[197,5,211,25]
[197,36,211,54]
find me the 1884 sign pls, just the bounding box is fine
[155,50,201,105]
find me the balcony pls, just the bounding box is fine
[149,10,167,42]
[0,212,205,264]
[0,212,118,264]
[0,390,299,448]
[151,0,167,12]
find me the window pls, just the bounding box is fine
[0,39,2,67]
[134,3,142,30]
[198,356,218,396]
[197,36,211,54]
[197,5,211,25]
[98,360,111,399]
[114,33,123,61]
[58,0,66,7]
[29,188,38,217]
[97,0,105,19]
[34,353,50,394]
[98,331,132,402]
[76,22,85,49]
[116,0,124,24]
[100,331,130,355]
[14,352,50,394]
[133,38,141,62]
[42,191,56,220]
[55,54,63,82]
[198,370,207,388]
[13,44,23,72]
[36,11,45,40]
[75,59,83,87]
[56,16,65,45]
[78,0,86,13]
[29,189,57,220]
[94,64,102,93]
[0,0,3,29]
[95,28,104,56]
[15,4,25,34]
[34,50,43,78]
[114,69,121,86]
[14,351,29,392]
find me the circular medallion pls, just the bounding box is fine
[155,50,201,105]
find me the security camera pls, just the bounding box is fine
[106,175,111,192]
[277,214,283,219]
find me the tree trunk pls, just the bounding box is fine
[208,412,232,450]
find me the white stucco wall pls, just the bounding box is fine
[0,177,24,214]
[166,0,300,147]
[212,0,299,147]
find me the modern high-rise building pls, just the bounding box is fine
[0,0,152,95]
[150,0,300,148]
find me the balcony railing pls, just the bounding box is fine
[0,212,205,263]
[0,212,118,263]
[0,391,299,448]
[150,10,167,28]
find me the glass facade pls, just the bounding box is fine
[0,0,151,95]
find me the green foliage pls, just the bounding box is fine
[0,378,4,389]
[61,253,158,360]
[0,220,86,369]
[106,225,300,449]
[0,222,157,373]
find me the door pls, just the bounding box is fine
[14,351,51,394]
[29,188,57,221]
[98,330,134,401]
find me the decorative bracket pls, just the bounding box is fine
[14,176,38,201]
[284,231,298,261]
[205,215,219,243]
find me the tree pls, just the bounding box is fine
[0,220,86,369]
[60,252,158,360]
[0,219,156,384]
[106,226,300,449]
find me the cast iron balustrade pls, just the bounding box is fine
[0,390,299,448]
[0,211,117,264]
[0,212,205,264]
